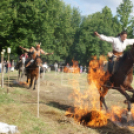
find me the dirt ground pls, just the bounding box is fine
[4,71,134,134]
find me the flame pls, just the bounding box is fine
[63,60,80,73]
[13,79,30,87]
[66,55,110,127]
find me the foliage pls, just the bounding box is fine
[0,0,134,65]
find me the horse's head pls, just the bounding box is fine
[34,56,42,67]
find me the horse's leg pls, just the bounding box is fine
[29,75,33,89]
[100,87,109,111]
[126,85,134,102]
[33,76,38,90]
[18,69,21,81]
[118,86,133,123]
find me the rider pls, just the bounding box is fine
[19,52,28,60]
[19,43,54,67]
[94,31,134,74]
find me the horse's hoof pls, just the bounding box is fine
[106,109,110,114]
[127,120,134,126]
[33,88,36,90]
[124,100,128,104]
[127,112,134,125]
[130,98,134,103]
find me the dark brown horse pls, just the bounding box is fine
[99,46,134,122]
[27,56,42,90]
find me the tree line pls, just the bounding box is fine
[0,0,134,66]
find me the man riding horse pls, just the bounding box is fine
[19,43,54,67]
[94,31,134,124]
[94,31,134,75]
[19,43,54,78]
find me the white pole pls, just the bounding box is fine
[1,52,4,88]
[61,66,63,86]
[2,49,5,88]
[7,47,11,93]
[37,66,40,118]
[7,53,9,93]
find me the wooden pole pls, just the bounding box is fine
[37,66,40,118]
[1,52,4,88]
[7,53,9,93]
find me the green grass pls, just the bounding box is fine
[1,71,134,134]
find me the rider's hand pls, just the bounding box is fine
[51,52,54,55]
[94,31,99,37]
[19,46,22,48]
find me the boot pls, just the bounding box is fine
[112,58,119,74]
[108,56,114,74]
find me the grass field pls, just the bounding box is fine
[0,71,134,134]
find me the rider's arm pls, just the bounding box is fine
[19,46,30,52]
[126,39,134,46]
[94,31,114,43]
[40,49,53,55]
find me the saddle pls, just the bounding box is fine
[108,53,122,75]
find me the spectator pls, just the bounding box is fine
[66,63,69,68]
[11,60,15,72]
[54,62,58,72]
[84,65,87,73]
[80,65,83,73]
[42,62,48,73]
[19,52,28,60]
[5,61,11,73]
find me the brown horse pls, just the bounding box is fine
[27,56,42,90]
[99,46,134,122]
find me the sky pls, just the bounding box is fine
[62,0,134,16]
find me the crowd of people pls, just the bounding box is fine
[0,43,88,74]
[0,59,88,74]
[0,60,15,73]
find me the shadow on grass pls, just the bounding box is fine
[46,101,72,111]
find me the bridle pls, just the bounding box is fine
[33,56,42,67]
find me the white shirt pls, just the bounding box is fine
[99,34,134,52]
[42,63,48,68]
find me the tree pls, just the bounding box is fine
[117,0,133,30]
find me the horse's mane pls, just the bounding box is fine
[120,51,128,61]
[119,47,133,67]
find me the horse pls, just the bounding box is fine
[15,57,26,81]
[96,46,134,123]
[26,56,42,90]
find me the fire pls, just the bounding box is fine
[88,55,110,89]
[66,107,107,127]
[13,80,30,87]
[66,55,110,127]
[63,60,80,73]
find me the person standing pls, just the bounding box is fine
[42,62,48,73]
[11,60,15,72]
[54,62,58,72]
[80,65,83,73]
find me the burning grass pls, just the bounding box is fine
[65,107,107,127]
